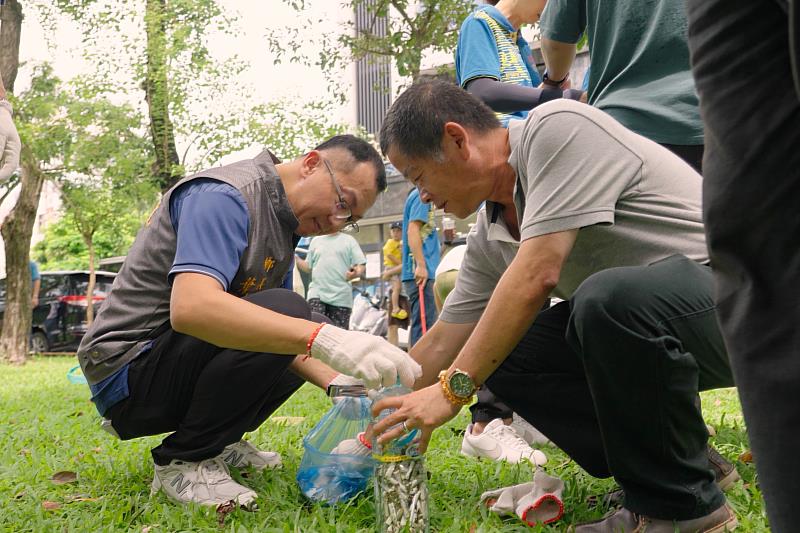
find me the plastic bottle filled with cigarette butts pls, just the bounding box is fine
[372,383,430,533]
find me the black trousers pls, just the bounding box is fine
[307,298,351,330]
[108,288,328,466]
[660,144,704,175]
[486,256,734,520]
[469,385,513,423]
[687,1,800,531]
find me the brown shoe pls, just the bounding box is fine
[569,503,738,532]
[707,445,740,491]
[588,445,740,509]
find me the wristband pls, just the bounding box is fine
[542,71,569,87]
[303,322,326,361]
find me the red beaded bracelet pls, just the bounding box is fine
[302,323,326,361]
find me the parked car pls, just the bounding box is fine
[0,270,117,352]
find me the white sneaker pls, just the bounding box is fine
[222,440,282,470]
[151,457,258,508]
[461,418,547,465]
[511,413,551,446]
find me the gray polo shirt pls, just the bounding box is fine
[440,99,708,324]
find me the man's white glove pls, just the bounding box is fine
[0,100,21,184]
[310,324,422,390]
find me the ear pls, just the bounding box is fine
[300,150,322,178]
[443,122,471,160]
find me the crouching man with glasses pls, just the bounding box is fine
[77,135,421,508]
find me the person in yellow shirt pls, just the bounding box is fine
[382,221,407,321]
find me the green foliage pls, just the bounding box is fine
[267,0,474,89]
[10,64,158,269]
[34,0,352,175]
[32,214,144,271]
[0,357,770,532]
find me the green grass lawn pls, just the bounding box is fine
[1,357,768,532]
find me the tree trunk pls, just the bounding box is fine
[85,236,95,325]
[0,0,23,92]
[0,145,45,364]
[144,0,182,193]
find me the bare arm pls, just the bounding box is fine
[406,220,427,285]
[449,230,577,384]
[171,272,318,354]
[371,230,577,451]
[541,37,577,86]
[346,263,366,280]
[295,255,311,273]
[289,354,338,389]
[408,318,476,389]
[31,277,40,306]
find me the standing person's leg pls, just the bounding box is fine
[322,303,351,330]
[404,280,423,347]
[688,1,800,529]
[567,256,734,521]
[469,386,514,425]
[390,276,401,315]
[308,298,326,319]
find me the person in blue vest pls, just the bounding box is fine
[456,0,584,129]
[77,135,421,508]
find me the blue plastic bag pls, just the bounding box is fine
[296,394,374,504]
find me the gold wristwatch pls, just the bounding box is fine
[438,368,477,406]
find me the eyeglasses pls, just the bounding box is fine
[322,159,359,233]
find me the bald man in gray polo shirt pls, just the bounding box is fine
[371,80,738,532]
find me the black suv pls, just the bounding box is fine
[0,270,117,352]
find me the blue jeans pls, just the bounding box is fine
[403,280,437,347]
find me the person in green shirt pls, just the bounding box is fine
[297,232,367,329]
[539,0,705,172]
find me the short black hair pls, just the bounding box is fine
[485,0,500,5]
[379,79,500,160]
[314,135,387,192]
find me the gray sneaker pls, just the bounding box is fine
[151,457,257,509]
[570,502,738,532]
[222,440,282,470]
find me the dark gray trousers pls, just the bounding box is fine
[687,1,800,530]
[486,256,734,520]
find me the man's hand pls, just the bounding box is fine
[0,101,21,183]
[31,297,38,307]
[345,267,358,281]
[310,324,422,389]
[371,383,461,454]
[413,263,428,286]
